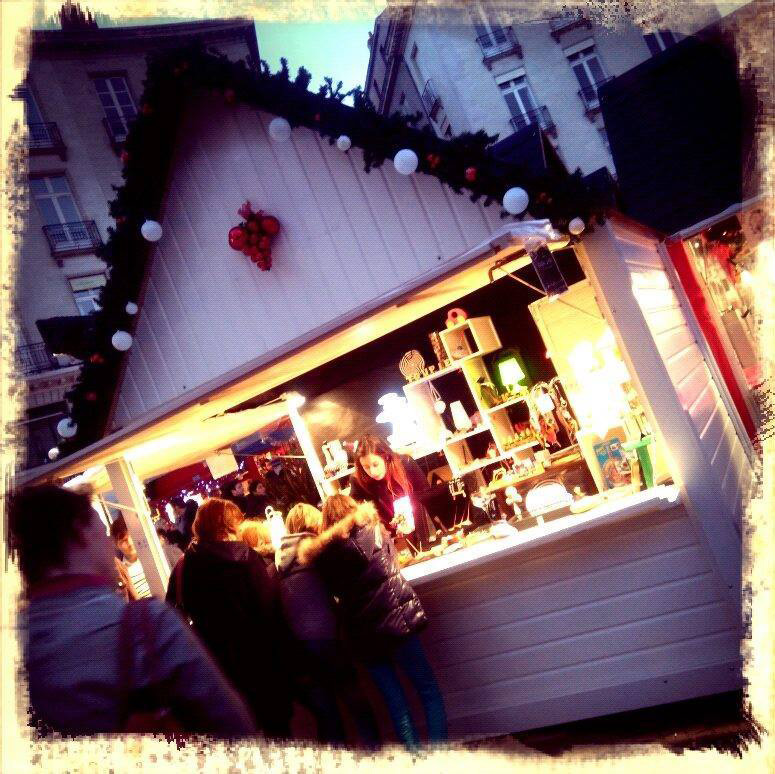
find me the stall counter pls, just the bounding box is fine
[403,484,680,585]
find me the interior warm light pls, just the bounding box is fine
[376,393,420,448]
[547,294,560,302]
[739,269,753,287]
[497,356,527,391]
[281,391,306,408]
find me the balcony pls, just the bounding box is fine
[549,12,593,41]
[42,220,102,262]
[421,79,441,121]
[28,122,67,160]
[578,77,613,116]
[17,343,62,376]
[476,26,523,69]
[102,117,129,154]
[510,106,557,137]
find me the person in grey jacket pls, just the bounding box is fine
[8,484,255,737]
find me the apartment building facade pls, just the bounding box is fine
[365,2,720,176]
[16,8,258,467]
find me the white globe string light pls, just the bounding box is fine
[268,116,291,142]
[503,187,529,215]
[393,148,419,175]
[569,217,585,235]
[48,447,60,461]
[125,301,139,315]
[57,418,78,439]
[141,220,163,242]
[336,135,352,151]
[111,330,133,351]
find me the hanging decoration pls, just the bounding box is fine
[445,308,468,328]
[429,383,446,415]
[268,116,292,142]
[227,200,281,271]
[125,302,139,315]
[111,331,133,351]
[141,220,163,242]
[568,217,585,235]
[48,447,60,461]
[336,134,352,151]
[57,417,78,439]
[393,148,419,176]
[54,42,604,459]
[503,187,529,215]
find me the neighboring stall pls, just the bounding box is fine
[18,46,753,739]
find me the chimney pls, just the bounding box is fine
[59,1,98,31]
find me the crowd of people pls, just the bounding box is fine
[8,434,448,749]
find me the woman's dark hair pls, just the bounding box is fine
[352,434,412,499]
[8,485,96,585]
[193,497,244,542]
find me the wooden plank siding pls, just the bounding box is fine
[411,504,741,737]
[610,219,752,524]
[112,98,501,428]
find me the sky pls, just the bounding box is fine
[254,20,377,94]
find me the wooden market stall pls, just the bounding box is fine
[19,46,755,740]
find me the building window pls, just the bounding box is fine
[643,29,676,56]
[372,78,382,101]
[567,44,609,110]
[31,175,82,228]
[499,75,539,125]
[471,2,508,49]
[17,85,66,159]
[69,274,107,315]
[93,75,137,143]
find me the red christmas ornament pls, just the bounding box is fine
[115,215,127,225]
[465,166,477,183]
[228,226,247,250]
[426,153,442,170]
[248,232,259,246]
[258,236,271,250]
[84,391,97,401]
[238,200,253,219]
[247,219,260,233]
[120,150,130,164]
[89,353,105,364]
[141,103,153,116]
[260,216,280,236]
[224,88,236,104]
[314,113,321,122]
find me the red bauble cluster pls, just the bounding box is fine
[228,200,281,271]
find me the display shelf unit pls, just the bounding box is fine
[403,315,545,480]
[324,467,356,482]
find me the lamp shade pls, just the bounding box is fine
[497,356,526,390]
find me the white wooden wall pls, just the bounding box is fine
[607,219,753,525]
[112,97,505,428]
[413,503,742,738]
[579,218,747,598]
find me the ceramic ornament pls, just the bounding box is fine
[503,187,529,215]
[141,220,163,242]
[268,116,292,142]
[399,350,426,380]
[393,148,419,175]
[336,135,352,151]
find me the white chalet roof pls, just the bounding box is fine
[111,97,510,430]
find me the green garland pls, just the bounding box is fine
[58,41,605,458]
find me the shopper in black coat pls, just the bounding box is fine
[299,495,447,751]
[166,497,292,738]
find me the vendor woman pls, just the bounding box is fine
[349,434,438,550]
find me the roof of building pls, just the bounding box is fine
[32,18,260,65]
[601,13,761,236]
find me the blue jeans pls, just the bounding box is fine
[366,635,448,750]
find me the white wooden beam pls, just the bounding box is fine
[105,457,169,598]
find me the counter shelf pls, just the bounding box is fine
[402,484,680,585]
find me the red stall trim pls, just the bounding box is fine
[665,238,756,441]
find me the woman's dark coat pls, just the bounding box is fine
[166,540,292,732]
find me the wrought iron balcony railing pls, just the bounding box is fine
[509,106,557,136]
[421,79,441,120]
[17,343,60,376]
[549,12,593,41]
[28,122,67,160]
[578,77,613,113]
[42,220,102,259]
[102,117,129,154]
[476,26,522,68]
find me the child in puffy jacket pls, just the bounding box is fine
[299,495,448,751]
